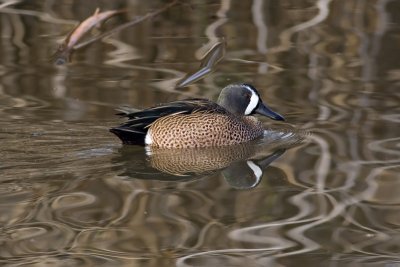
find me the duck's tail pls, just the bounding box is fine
[109,126,146,145]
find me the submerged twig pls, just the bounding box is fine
[53,8,126,65]
[176,40,225,88]
[53,0,179,65]
[73,0,179,50]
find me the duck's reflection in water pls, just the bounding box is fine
[114,132,304,189]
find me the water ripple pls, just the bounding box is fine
[0,0,399,266]
[1,222,75,259]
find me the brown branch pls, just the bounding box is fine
[73,0,179,50]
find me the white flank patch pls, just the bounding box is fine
[145,129,153,145]
[244,87,259,115]
[246,161,262,181]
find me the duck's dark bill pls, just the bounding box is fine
[255,103,285,121]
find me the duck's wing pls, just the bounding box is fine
[118,98,227,119]
[110,98,228,145]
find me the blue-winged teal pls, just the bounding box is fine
[110,83,285,148]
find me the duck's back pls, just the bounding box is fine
[147,113,264,148]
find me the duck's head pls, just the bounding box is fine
[217,83,285,121]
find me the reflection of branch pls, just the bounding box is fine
[269,0,332,54]
[252,0,269,74]
[0,6,76,25]
[73,0,179,50]
[194,0,229,58]
[0,0,21,9]
[291,0,332,32]
[176,41,225,88]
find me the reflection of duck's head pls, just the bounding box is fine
[222,149,285,189]
[110,83,285,148]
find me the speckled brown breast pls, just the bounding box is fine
[148,113,264,148]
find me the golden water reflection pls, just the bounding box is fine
[0,0,399,266]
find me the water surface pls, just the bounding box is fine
[0,0,399,266]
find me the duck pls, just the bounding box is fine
[110,83,285,148]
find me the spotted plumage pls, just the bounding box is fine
[110,83,285,148]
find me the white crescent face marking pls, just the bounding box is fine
[243,85,260,115]
[246,160,262,181]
